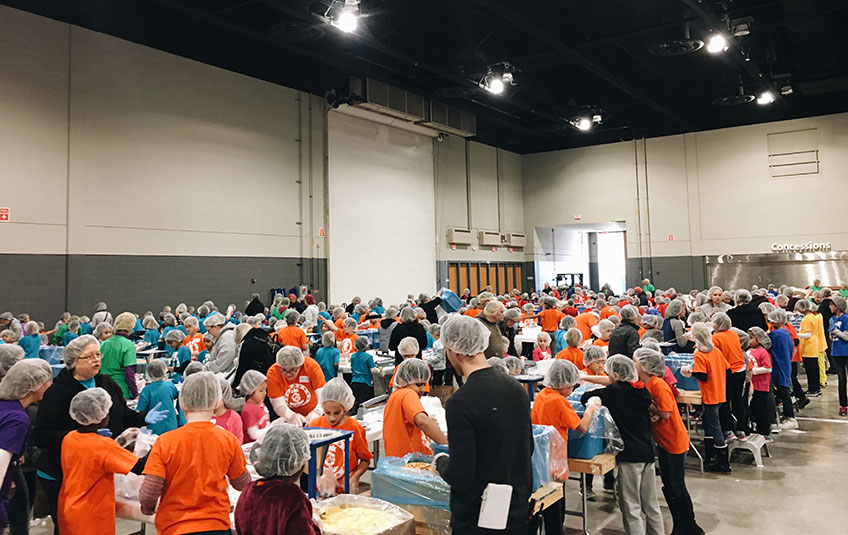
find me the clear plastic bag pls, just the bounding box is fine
[567,401,624,458]
[133,429,158,457]
[370,454,451,510]
[313,494,415,535]
[530,425,569,490]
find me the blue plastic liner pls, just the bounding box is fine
[371,454,451,510]
[566,401,604,459]
[39,346,64,365]
[666,354,699,391]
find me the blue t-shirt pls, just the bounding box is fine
[197,349,208,363]
[319,311,332,321]
[79,323,93,335]
[137,380,179,435]
[144,329,160,347]
[830,313,848,357]
[315,347,340,382]
[133,318,144,333]
[19,334,41,360]
[61,331,78,346]
[768,328,793,387]
[350,351,376,386]
[171,346,192,383]
[554,329,568,351]
[161,327,178,356]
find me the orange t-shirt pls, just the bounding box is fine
[592,338,609,348]
[638,327,646,338]
[464,308,481,318]
[712,330,746,373]
[531,387,581,446]
[645,376,689,455]
[338,331,358,356]
[58,431,138,535]
[143,421,247,535]
[383,387,432,457]
[309,415,374,491]
[575,313,598,342]
[266,358,326,416]
[334,318,346,340]
[539,309,565,332]
[556,347,586,370]
[183,333,204,356]
[599,306,618,320]
[278,325,308,349]
[389,364,430,393]
[784,323,801,362]
[693,348,729,405]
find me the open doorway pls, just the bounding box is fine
[532,222,627,294]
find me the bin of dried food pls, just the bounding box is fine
[314,494,415,535]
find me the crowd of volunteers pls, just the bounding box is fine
[0,278,844,535]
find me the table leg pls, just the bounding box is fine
[344,437,351,494]
[580,473,591,535]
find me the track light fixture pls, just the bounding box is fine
[327,0,360,33]
[479,62,517,95]
[756,91,775,105]
[706,33,728,54]
[569,114,602,132]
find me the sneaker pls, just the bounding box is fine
[779,418,799,430]
[725,432,738,441]
[580,490,597,501]
[770,424,781,434]
[807,391,822,397]
[798,398,811,409]
[763,435,775,444]
[840,407,847,417]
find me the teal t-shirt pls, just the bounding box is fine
[315,347,340,382]
[350,351,376,386]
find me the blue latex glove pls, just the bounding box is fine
[96,428,113,438]
[432,443,449,455]
[144,402,168,425]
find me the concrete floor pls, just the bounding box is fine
[27,381,848,535]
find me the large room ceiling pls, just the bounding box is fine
[6,0,848,153]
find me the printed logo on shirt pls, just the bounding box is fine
[324,442,346,479]
[341,338,354,354]
[286,383,312,408]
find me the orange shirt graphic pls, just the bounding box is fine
[309,416,374,491]
[266,358,326,416]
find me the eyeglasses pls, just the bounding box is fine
[281,367,300,374]
[78,352,102,361]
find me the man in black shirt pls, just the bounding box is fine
[435,315,533,535]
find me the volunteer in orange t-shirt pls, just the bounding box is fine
[140,372,251,535]
[58,388,141,535]
[555,328,586,370]
[681,324,730,472]
[634,348,702,534]
[575,310,600,342]
[383,359,447,458]
[181,316,204,358]
[276,309,310,352]
[309,378,373,493]
[537,297,565,349]
[711,312,747,438]
[321,316,358,356]
[579,346,611,386]
[267,347,326,425]
[388,337,430,393]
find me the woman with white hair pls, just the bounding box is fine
[727,289,768,333]
[477,300,506,358]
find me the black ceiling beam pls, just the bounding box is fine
[468,0,694,130]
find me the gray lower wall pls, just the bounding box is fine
[627,256,708,293]
[0,254,326,323]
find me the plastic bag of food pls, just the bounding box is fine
[313,494,415,535]
[370,454,450,510]
[531,425,569,490]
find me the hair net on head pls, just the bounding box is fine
[687,312,708,327]
[0,345,25,379]
[583,345,606,366]
[141,316,158,330]
[794,299,812,313]
[665,299,685,319]
[633,348,665,377]
[353,336,370,352]
[276,346,305,369]
[399,307,416,323]
[690,323,714,351]
[0,359,52,400]
[146,359,168,381]
[732,327,750,351]
[254,423,311,478]
[640,338,661,351]
[203,313,227,328]
[165,329,187,344]
[93,323,112,339]
[758,302,776,316]
[62,335,99,368]
[487,357,508,374]
[113,312,136,332]
[184,361,204,377]
[560,316,577,330]
[735,289,752,304]
[284,309,300,325]
[384,307,398,319]
[321,331,336,348]
[342,318,357,330]
[68,387,112,426]
[565,328,582,347]
[833,296,848,313]
[441,315,490,356]
[748,327,772,350]
[641,315,661,329]
[24,321,40,336]
[503,356,523,375]
[95,302,108,312]
[217,376,236,409]
[712,312,732,331]
[183,316,199,329]
[320,377,356,411]
[768,309,788,326]
[545,359,580,389]
[397,337,420,356]
[620,305,640,322]
[394,358,430,387]
[180,371,221,411]
[238,370,267,397]
[162,314,177,327]
[504,308,521,322]
[197,305,210,318]
[428,323,441,337]
[598,319,614,332]
[604,355,637,382]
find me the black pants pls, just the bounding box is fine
[444,367,463,388]
[39,476,61,535]
[7,465,29,535]
[803,357,821,394]
[775,385,794,419]
[833,355,848,407]
[720,370,747,434]
[791,362,807,400]
[657,448,689,501]
[350,382,374,414]
[430,370,445,387]
[750,390,776,435]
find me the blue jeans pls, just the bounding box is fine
[702,403,725,447]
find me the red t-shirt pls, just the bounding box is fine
[212,408,244,444]
[241,400,270,444]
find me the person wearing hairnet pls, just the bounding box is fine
[99,312,140,399]
[663,299,695,353]
[608,305,642,358]
[91,302,112,329]
[680,323,732,472]
[383,359,446,458]
[208,375,244,443]
[767,310,798,429]
[0,359,52,531]
[274,309,309,353]
[829,296,848,416]
[432,315,533,534]
[34,336,166,532]
[234,424,320,534]
[388,306,428,364]
[727,289,768,334]
[503,355,524,376]
[137,359,179,436]
[58,388,144,535]
[634,349,703,535]
[388,337,431,393]
[581,355,664,535]
[239,370,271,443]
[477,301,507,358]
[309,378,373,493]
[579,346,612,387]
[140,372,251,533]
[267,346,326,426]
[795,298,825,399]
[203,313,239,375]
[745,327,776,439]
[711,312,748,440]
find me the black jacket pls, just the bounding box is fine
[232,327,277,389]
[244,297,265,316]
[418,297,442,324]
[34,368,147,480]
[388,322,428,364]
[727,303,768,333]
[609,320,641,357]
[581,381,654,463]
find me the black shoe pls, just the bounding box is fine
[827,368,837,375]
[808,391,822,397]
[798,398,811,409]
[705,445,732,473]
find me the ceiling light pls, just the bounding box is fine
[576,117,592,131]
[706,34,728,54]
[336,11,357,32]
[757,91,775,105]
[328,0,360,33]
[733,23,751,36]
[501,72,513,84]
[486,76,504,94]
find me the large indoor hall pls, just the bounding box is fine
[2,1,848,534]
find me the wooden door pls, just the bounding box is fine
[469,264,479,296]
[448,264,459,294]
[488,265,497,292]
[506,265,515,292]
[515,265,523,292]
[459,264,469,293]
[497,265,506,294]
[479,263,488,291]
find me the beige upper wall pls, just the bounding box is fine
[523,112,848,259]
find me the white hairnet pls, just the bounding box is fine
[183,316,199,329]
[397,336,420,356]
[218,376,236,409]
[68,387,112,426]
[735,289,752,304]
[503,356,523,375]
[180,371,222,411]
[113,312,136,332]
[394,358,430,387]
[399,307,416,323]
[276,346,305,368]
[604,355,637,382]
[487,357,508,374]
[768,309,788,325]
[254,423,311,477]
[165,329,186,343]
[545,359,580,389]
[583,345,606,366]
[25,321,40,336]
[634,348,665,377]
[441,315,490,356]
[565,328,582,347]
[712,312,732,331]
[238,370,267,397]
[142,316,159,330]
[284,309,300,325]
[560,316,576,330]
[343,318,357,330]
[598,319,615,332]
[690,323,714,351]
[620,305,640,322]
[504,308,521,322]
[354,336,370,351]
[0,359,52,400]
[0,345,25,379]
[321,331,336,348]
[748,327,772,350]
[93,323,112,339]
[665,299,685,319]
[320,377,356,411]
[640,338,661,351]
[62,335,99,368]
[185,361,204,377]
[197,305,211,317]
[146,359,168,381]
[203,313,227,328]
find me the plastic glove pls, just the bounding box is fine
[286,412,307,427]
[116,427,140,448]
[96,428,113,438]
[586,397,602,410]
[680,365,693,378]
[316,468,337,497]
[144,402,168,425]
